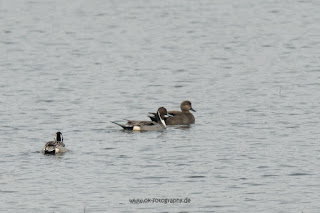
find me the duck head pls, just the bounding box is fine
[55,132,63,142]
[156,107,172,127]
[180,100,196,112]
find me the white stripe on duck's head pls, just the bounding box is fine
[55,131,63,142]
[156,107,173,127]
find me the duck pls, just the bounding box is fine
[148,100,196,125]
[112,107,172,131]
[42,132,67,154]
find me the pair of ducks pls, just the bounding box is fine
[43,101,196,154]
[112,100,196,131]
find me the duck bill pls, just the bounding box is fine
[190,107,196,112]
[164,113,173,118]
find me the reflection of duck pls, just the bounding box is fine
[112,107,172,131]
[42,132,67,154]
[149,100,196,125]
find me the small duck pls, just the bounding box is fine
[42,132,67,154]
[149,100,196,125]
[112,107,172,131]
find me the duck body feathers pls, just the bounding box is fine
[112,120,165,131]
[112,107,169,131]
[42,141,67,154]
[165,111,195,125]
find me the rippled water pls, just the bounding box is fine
[1,0,320,212]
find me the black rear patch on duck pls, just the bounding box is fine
[44,150,56,154]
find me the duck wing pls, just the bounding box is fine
[44,141,57,147]
[127,120,155,126]
[147,112,157,122]
[167,111,182,116]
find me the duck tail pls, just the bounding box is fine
[111,121,134,130]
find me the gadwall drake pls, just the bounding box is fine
[149,100,196,125]
[112,107,172,131]
[42,132,67,154]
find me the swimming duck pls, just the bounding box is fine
[42,132,67,154]
[149,100,196,125]
[112,107,172,131]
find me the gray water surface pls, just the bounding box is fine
[1,0,320,212]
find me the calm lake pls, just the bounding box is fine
[1,0,320,212]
